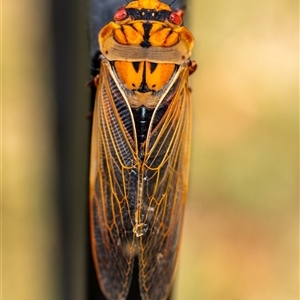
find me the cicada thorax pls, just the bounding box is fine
[90,1,195,299]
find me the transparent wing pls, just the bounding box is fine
[90,61,138,300]
[138,67,191,300]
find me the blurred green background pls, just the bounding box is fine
[3,0,298,299]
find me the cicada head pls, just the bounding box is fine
[99,0,194,65]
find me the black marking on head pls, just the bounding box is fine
[126,8,171,21]
[140,41,151,48]
[138,84,151,93]
[132,62,140,73]
[137,62,151,93]
[140,23,152,48]
[150,62,158,73]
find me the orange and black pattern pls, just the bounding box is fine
[89,1,195,299]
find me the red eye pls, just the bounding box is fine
[169,11,183,25]
[114,7,127,21]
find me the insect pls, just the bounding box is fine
[89,1,196,299]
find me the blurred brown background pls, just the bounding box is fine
[2,0,298,299]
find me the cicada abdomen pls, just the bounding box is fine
[89,1,196,299]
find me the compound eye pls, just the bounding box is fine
[114,7,127,21]
[169,11,183,25]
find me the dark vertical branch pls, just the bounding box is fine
[51,0,89,299]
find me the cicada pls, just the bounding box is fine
[89,1,196,299]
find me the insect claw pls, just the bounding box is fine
[85,111,93,119]
[188,60,197,76]
[99,54,106,61]
[86,78,95,88]
[93,74,100,86]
